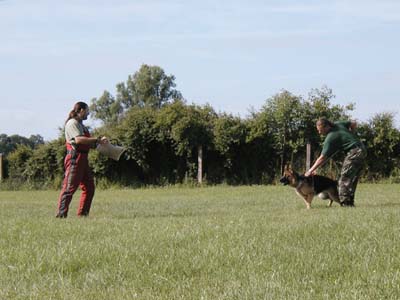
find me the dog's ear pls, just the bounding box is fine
[283,165,290,175]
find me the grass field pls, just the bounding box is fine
[0,184,400,299]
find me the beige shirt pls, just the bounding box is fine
[65,119,86,144]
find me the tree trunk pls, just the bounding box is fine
[306,142,311,170]
[280,133,287,175]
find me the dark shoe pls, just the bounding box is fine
[56,213,67,218]
[340,201,355,207]
[78,210,90,217]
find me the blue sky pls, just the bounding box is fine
[1,0,399,141]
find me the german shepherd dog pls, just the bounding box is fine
[280,167,340,209]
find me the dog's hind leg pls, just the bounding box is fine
[318,192,333,207]
[327,188,340,206]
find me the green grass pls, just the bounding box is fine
[0,184,400,299]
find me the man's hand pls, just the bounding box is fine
[305,154,326,177]
[304,170,316,177]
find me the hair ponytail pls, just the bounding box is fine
[65,101,88,124]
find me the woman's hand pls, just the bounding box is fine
[98,136,109,145]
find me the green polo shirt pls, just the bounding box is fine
[321,121,364,158]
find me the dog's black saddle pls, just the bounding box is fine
[298,174,337,194]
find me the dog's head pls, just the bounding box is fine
[279,166,299,187]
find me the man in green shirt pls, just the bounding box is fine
[305,117,366,207]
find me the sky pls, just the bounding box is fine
[1,0,399,141]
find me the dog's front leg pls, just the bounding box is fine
[304,194,313,209]
[327,200,333,207]
[299,193,312,209]
[296,190,312,209]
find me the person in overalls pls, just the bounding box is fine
[305,117,366,207]
[56,101,108,218]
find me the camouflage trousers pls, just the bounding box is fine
[338,147,366,205]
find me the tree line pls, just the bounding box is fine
[1,65,399,189]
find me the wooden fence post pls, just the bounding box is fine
[197,145,203,184]
[0,153,3,182]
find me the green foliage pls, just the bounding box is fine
[89,64,182,126]
[304,86,353,145]
[250,88,352,174]
[307,85,353,119]
[0,133,44,155]
[90,90,123,125]
[103,102,218,184]
[211,114,254,183]
[2,138,64,189]
[117,107,158,168]
[156,100,216,156]
[303,86,354,176]
[2,63,399,187]
[6,145,33,181]
[116,64,182,110]
[25,140,65,188]
[359,112,400,180]
[0,134,45,187]
[213,114,247,155]
[258,90,305,171]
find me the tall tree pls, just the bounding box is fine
[90,90,123,125]
[258,90,305,173]
[116,64,182,110]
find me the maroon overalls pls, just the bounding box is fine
[56,129,95,218]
